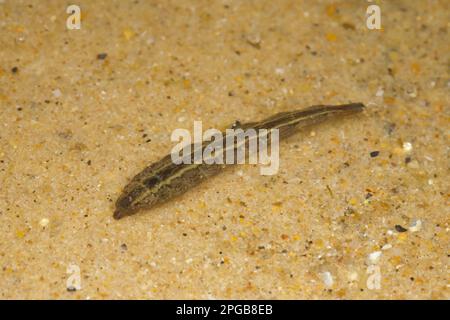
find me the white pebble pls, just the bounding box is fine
[381,244,392,250]
[320,271,334,287]
[407,159,420,169]
[368,251,382,264]
[409,219,422,232]
[375,87,384,97]
[402,142,413,152]
[406,88,417,98]
[275,67,285,75]
[52,89,62,98]
[39,218,49,227]
[246,33,261,46]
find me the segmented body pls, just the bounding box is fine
[114,103,364,219]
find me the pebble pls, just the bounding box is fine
[320,271,334,287]
[367,251,382,264]
[370,151,380,158]
[52,89,62,98]
[375,87,384,97]
[39,218,49,227]
[97,53,108,60]
[395,224,408,233]
[405,86,418,98]
[402,142,413,153]
[409,219,422,232]
[381,244,392,250]
[407,159,420,169]
[245,33,261,48]
[275,68,285,75]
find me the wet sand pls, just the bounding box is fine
[0,0,448,299]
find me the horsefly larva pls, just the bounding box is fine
[114,103,365,219]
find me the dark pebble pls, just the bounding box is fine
[370,151,380,158]
[97,53,108,60]
[66,286,77,292]
[11,67,18,73]
[395,224,408,232]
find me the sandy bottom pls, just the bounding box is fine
[0,0,448,299]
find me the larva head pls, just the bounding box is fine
[113,181,160,219]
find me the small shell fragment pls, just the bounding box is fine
[409,219,422,232]
[368,251,382,264]
[320,271,334,287]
